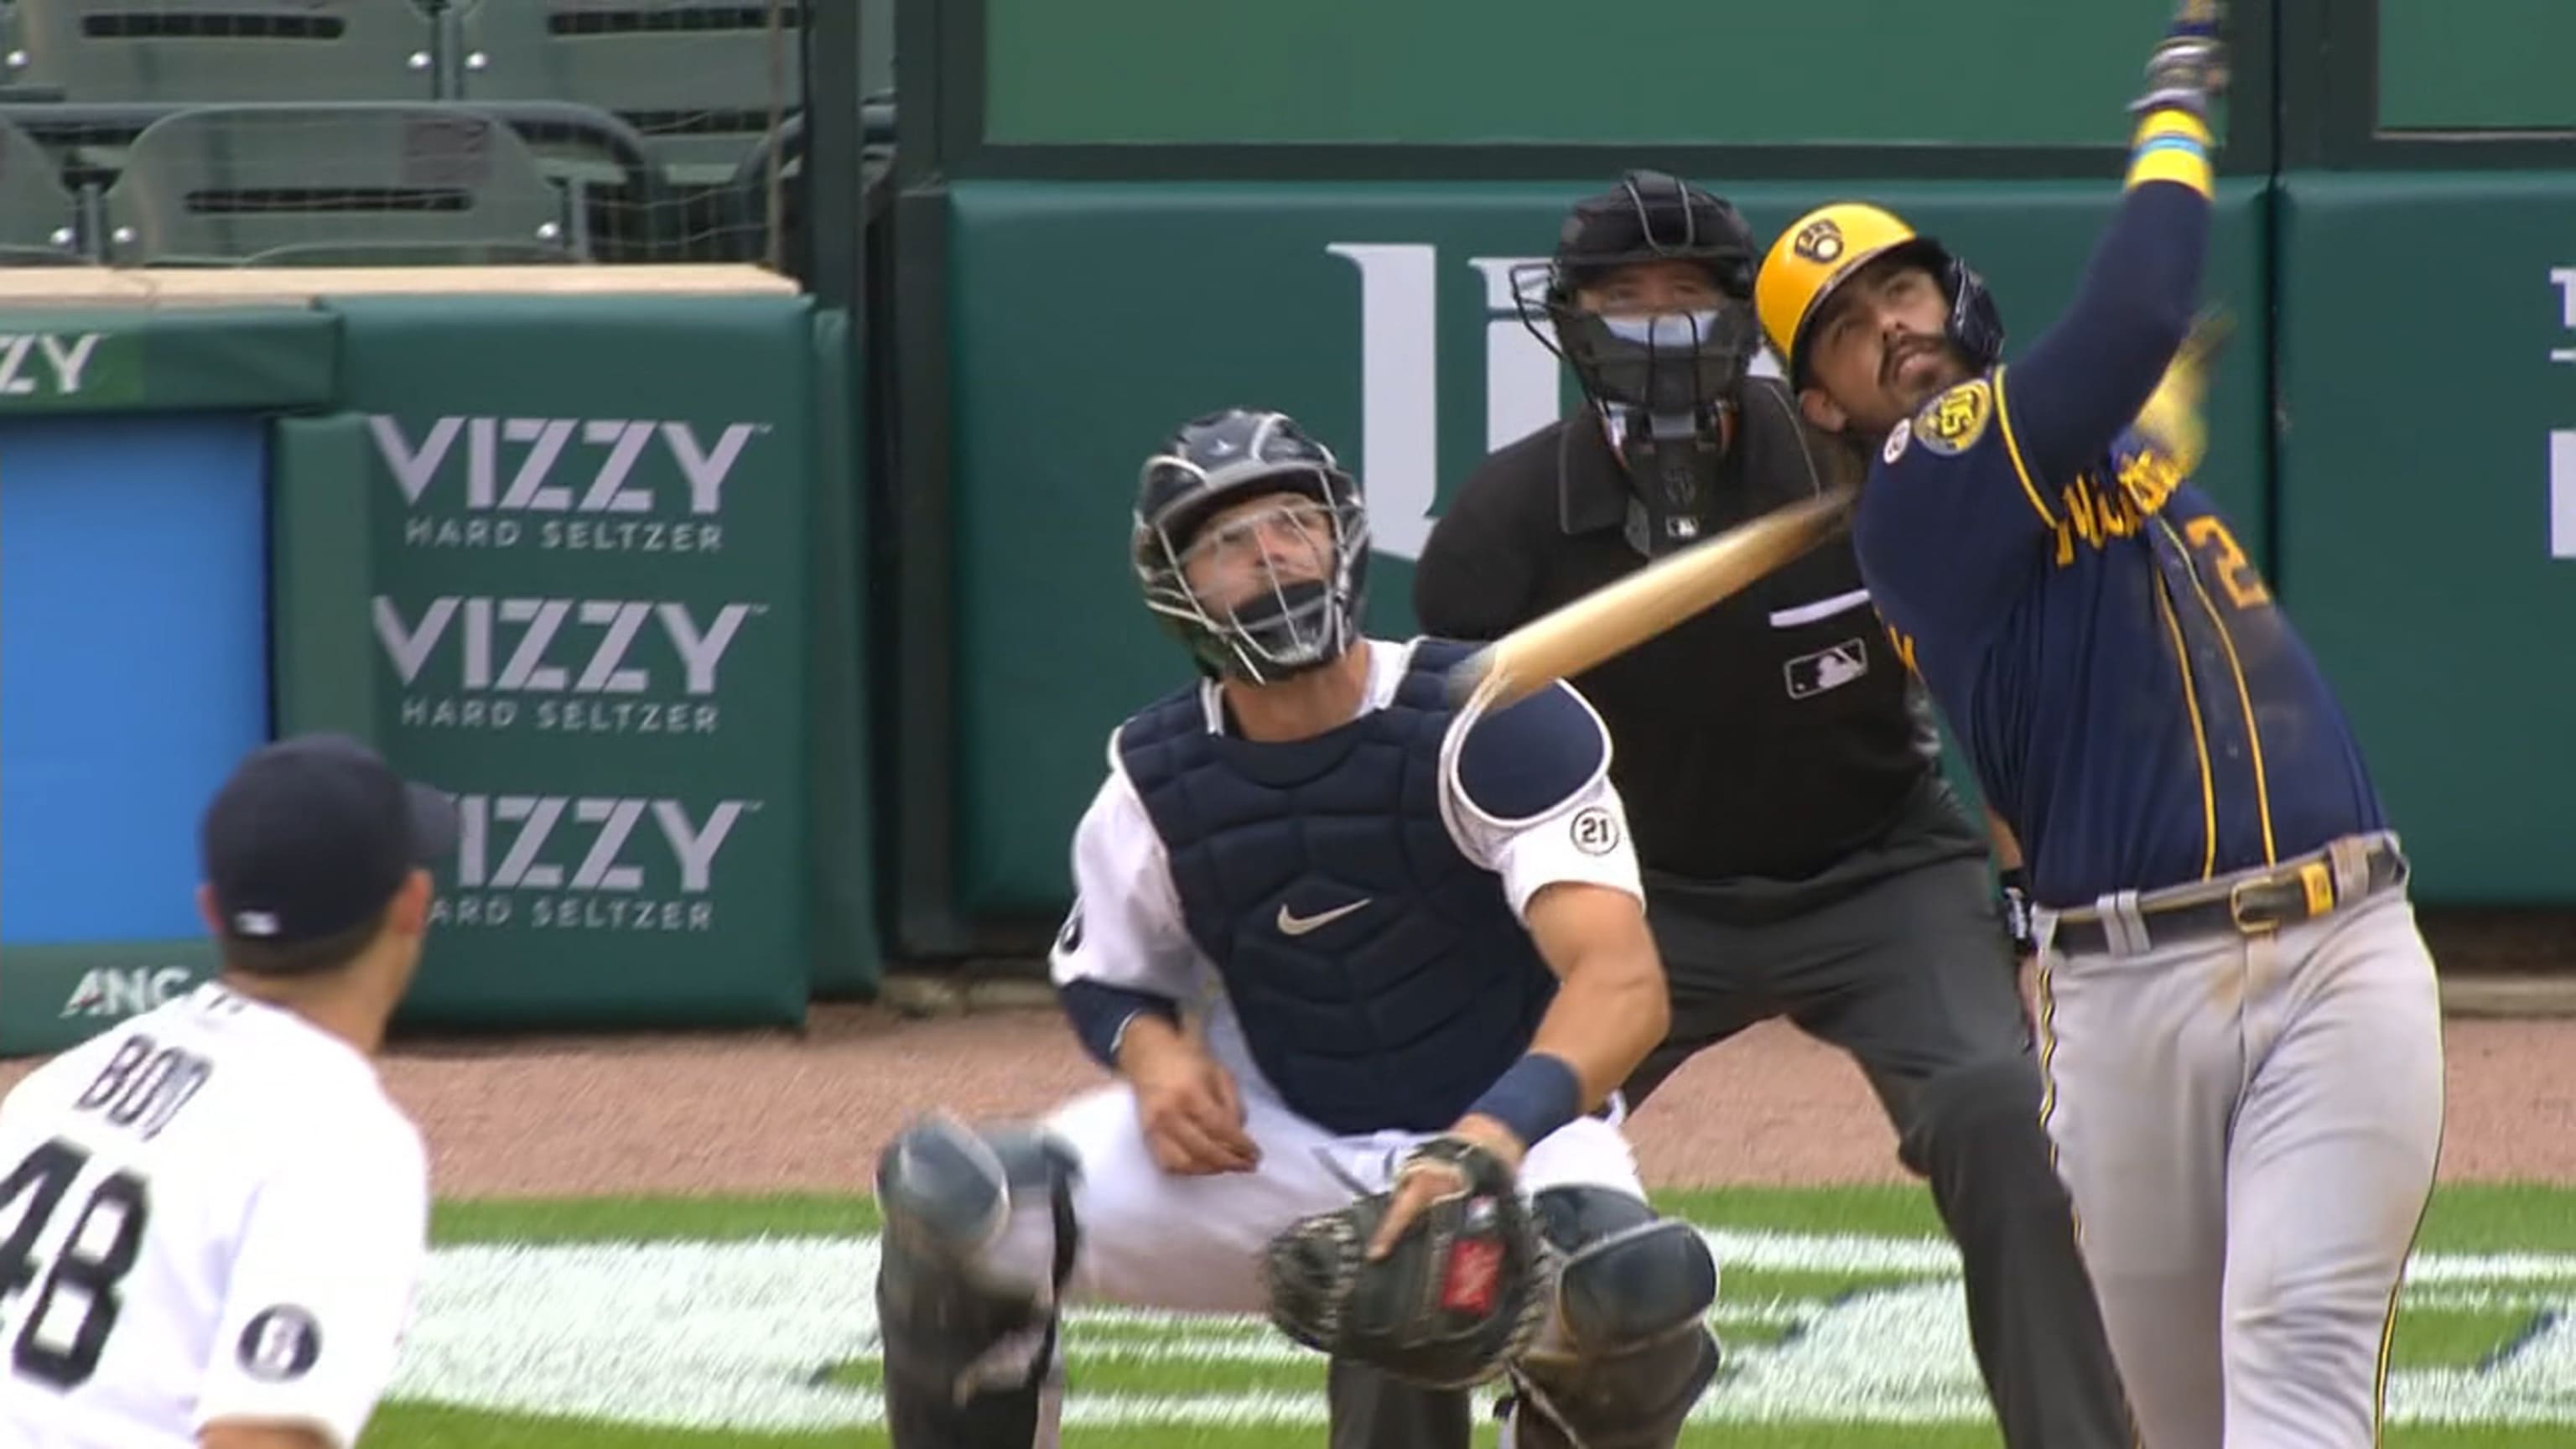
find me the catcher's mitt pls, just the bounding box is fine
[1258,1135,1554,1389]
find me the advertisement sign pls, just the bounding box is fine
[0,944,221,1058]
[332,297,814,1028]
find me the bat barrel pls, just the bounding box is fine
[1440,485,1856,710]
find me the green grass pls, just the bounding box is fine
[429,1192,882,1244]
[357,1182,2576,1449]
[2389,1306,2550,1371]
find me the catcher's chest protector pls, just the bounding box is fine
[1116,640,1556,1135]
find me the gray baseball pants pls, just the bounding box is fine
[2032,839,2447,1449]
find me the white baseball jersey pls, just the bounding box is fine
[0,983,428,1449]
[1051,636,1645,1025]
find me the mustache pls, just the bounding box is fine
[1882,336,1942,388]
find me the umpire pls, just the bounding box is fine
[1412,170,2133,1449]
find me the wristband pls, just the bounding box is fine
[1057,979,1181,1072]
[1467,1052,1585,1150]
[1999,867,2037,956]
[2125,108,2215,198]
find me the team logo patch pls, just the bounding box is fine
[238,1305,323,1382]
[1882,419,1912,464]
[1793,219,1845,263]
[1054,903,1083,955]
[1914,378,1994,456]
[1568,807,1621,856]
[1785,638,1871,699]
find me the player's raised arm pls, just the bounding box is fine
[1990,0,2225,486]
[1751,0,2230,640]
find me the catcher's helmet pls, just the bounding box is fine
[1132,407,1369,684]
[1511,169,1764,418]
[1754,201,2005,394]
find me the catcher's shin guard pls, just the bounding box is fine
[873,1113,1083,1449]
[1503,1187,1722,1449]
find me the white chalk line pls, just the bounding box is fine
[386,1229,2576,1433]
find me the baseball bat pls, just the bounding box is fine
[1445,484,1858,709]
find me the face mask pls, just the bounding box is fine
[1561,304,1758,415]
[1223,578,1339,669]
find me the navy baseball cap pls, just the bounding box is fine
[199,733,460,949]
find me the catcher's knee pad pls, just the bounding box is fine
[873,1113,1083,1449]
[1505,1187,1722,1449]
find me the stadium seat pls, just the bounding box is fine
[11,0,439,104]
[97,103,576,266]
[0,110,88,261]
[448,0,804,187]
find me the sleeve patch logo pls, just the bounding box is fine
[1569,807,1621,856]
[1914,378,1994,456]
[1882,418,1912,464]
[238,1305,323,1382]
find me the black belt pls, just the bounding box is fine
[2048,837,2408,957]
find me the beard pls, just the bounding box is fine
[1881,335,1963,414]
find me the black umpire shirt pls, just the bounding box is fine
[1414,377,1984,911]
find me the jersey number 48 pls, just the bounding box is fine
[0,1139,148,1391]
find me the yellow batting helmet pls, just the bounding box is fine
[1755,202,2004,391]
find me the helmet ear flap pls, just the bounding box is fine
[1941,255,2007,370]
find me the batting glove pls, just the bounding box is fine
[2133,0,2227,119]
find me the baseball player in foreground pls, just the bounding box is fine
[0,734,450,1449]
[871,407,1721,1449]
[1748,3,2447,1445]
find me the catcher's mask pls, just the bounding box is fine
[1133,407,1371,684]
[1755,200,2006,397]
[1511,169,1764,422]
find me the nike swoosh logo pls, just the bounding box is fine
[1276,899,1371,936]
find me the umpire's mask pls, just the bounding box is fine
[1513,172,1766,554]
[1515,170,1765,421]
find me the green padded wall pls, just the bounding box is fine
[937,177,2272,916]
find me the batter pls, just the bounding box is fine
[1747,3,2446,1445]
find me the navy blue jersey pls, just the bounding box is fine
[1852,113,2386,909]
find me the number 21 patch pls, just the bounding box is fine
[1914,378,1994,456]
[1568,807,1621,856]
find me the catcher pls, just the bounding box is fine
[871,407,1722,1449]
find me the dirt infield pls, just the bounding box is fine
[8,999,2553,1198]
[4,998,2565,1197]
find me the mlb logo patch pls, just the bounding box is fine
[1784,637,1869,699]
